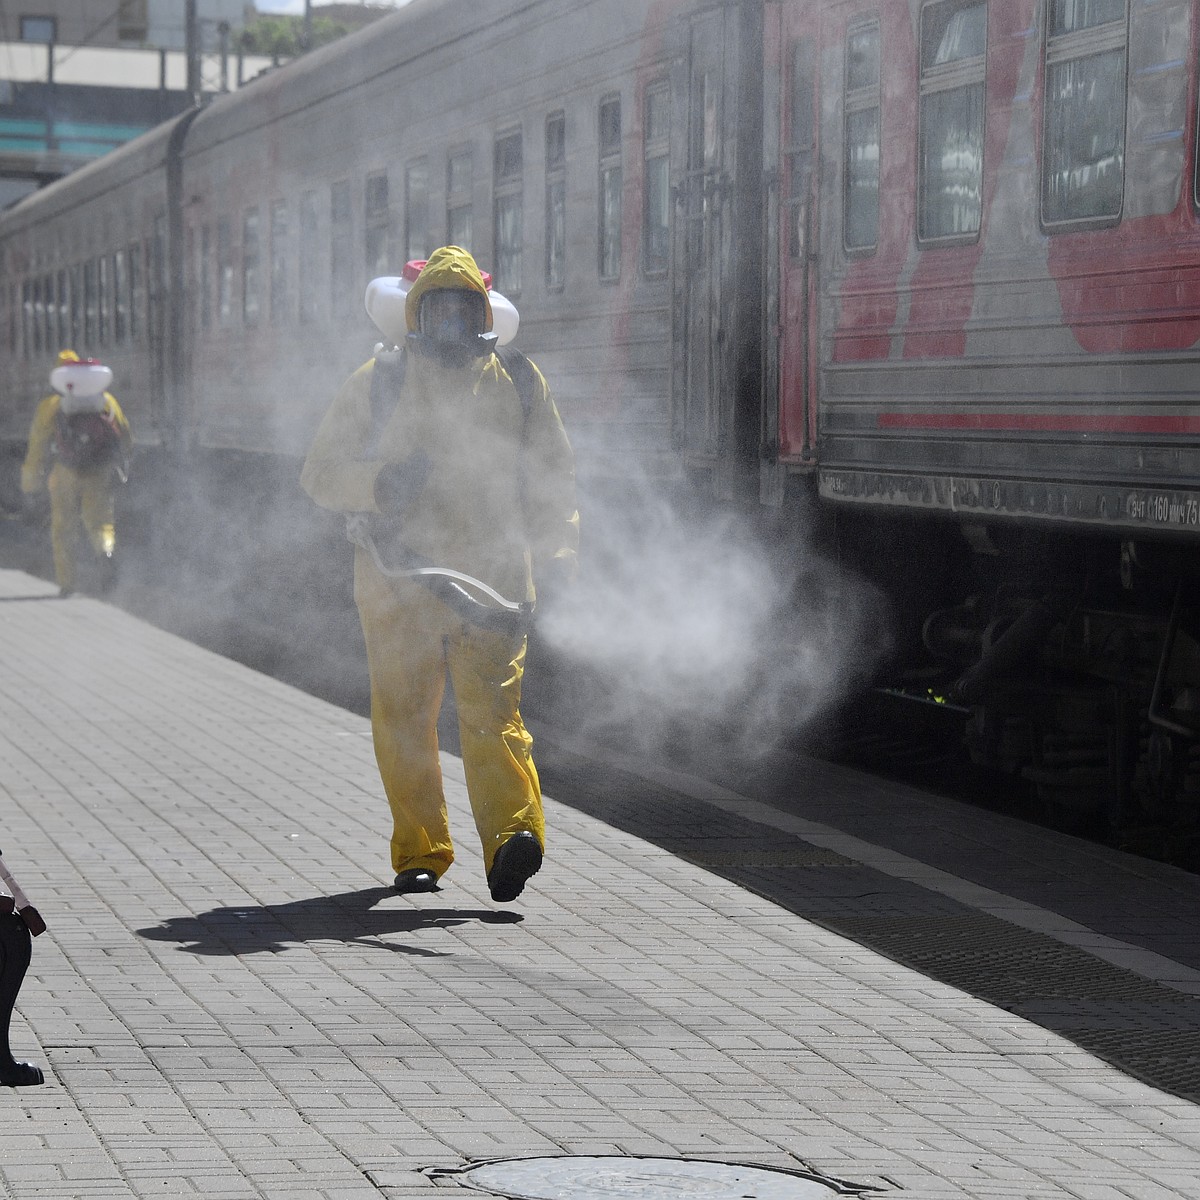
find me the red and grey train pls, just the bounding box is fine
[2,0,1200,822]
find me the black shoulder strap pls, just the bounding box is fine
[496,345,538,435]
[367,348,407,452]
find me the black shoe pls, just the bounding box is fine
[393,868,438,894]
[487,831,542,902]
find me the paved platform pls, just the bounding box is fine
[0,566,1197,1200]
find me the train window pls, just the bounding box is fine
[198,226,211,331]
[127,244,140,341]
[270,201,288,323]
[83,261,97,347]
[365,172,389,278]
[843,21,880,253]
[42,275,54,354]
[331,179,354,318]
[20,280,31,359]
[691,70,719,170]
[149,219,165,349]
[98,257,110,345]
[217,217,233,327]
[299,191,320,324]
[114,250,127,343]
[598,95,622,281]
[917,1,986,244]
[52,274,62,350]
[545,113,566,289]
[786,40,816,259]
[28,277,40,356]
[1041,0,1127,229]
[50,273,61,349]
[243,207,261,326]
[35,276,44,356]
[494,130,523,295]
[404,160,429,264]
[643,82,670,276]
[447,149,473,252]
[152,215,167,347]
[69,264,82,348]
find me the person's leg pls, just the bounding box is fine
[47,465,82,593]
[79,472,117,589]
[79,472,116,556]
[446,626,544,886]
[356,567,454,879]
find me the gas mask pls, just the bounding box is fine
[408,288,498,367]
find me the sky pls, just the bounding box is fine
[253,0,413,13]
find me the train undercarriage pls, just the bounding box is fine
[836,507,1200,836]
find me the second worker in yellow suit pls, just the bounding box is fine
[21,350,132,598]
[301,246,578,902]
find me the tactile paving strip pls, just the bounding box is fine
[544,762,1200,1104]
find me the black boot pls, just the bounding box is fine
[487,832,542,903]
[393,868,438,894]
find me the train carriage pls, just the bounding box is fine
[764,0,1200,819]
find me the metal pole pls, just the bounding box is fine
[218,22,230,93]
[303,0,312,51]
[185,0,200,104]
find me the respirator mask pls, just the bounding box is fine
[408,289,498,368]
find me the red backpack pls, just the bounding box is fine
[54,407,121,470]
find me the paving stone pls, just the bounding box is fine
[0,568,1197,1199]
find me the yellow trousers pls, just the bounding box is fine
[354,559,544,879]
[47,463,116,591]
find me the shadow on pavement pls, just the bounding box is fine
[136,886,522,956]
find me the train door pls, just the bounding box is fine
[670,5,736,480]
[765,2,818,467]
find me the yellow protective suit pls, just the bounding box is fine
[21,366,132,595]
[301,246,578,883]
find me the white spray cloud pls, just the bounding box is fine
[534,476,889,760]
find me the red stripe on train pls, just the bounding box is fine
[876,413,1200,433]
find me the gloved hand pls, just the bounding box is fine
[536,553,577,599]
[374,450,431,514]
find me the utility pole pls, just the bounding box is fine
[185,0,201,105]
[218,22,230,93]
[303,0,313,52]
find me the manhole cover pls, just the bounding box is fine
[456,1156,859,1199]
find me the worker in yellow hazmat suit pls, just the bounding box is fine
[302,246,578,902]
[21,350,132,597]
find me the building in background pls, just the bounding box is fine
[1,2,276,208]
[0,1,250,51]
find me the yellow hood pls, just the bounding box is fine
[404,245,493,333]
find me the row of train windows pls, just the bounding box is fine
[9,236,165,362]
[8,83,672,358]
[819,0,1137,255]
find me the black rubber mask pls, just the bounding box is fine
[409,289,497,367]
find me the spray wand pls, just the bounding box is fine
[344,514,534,638]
